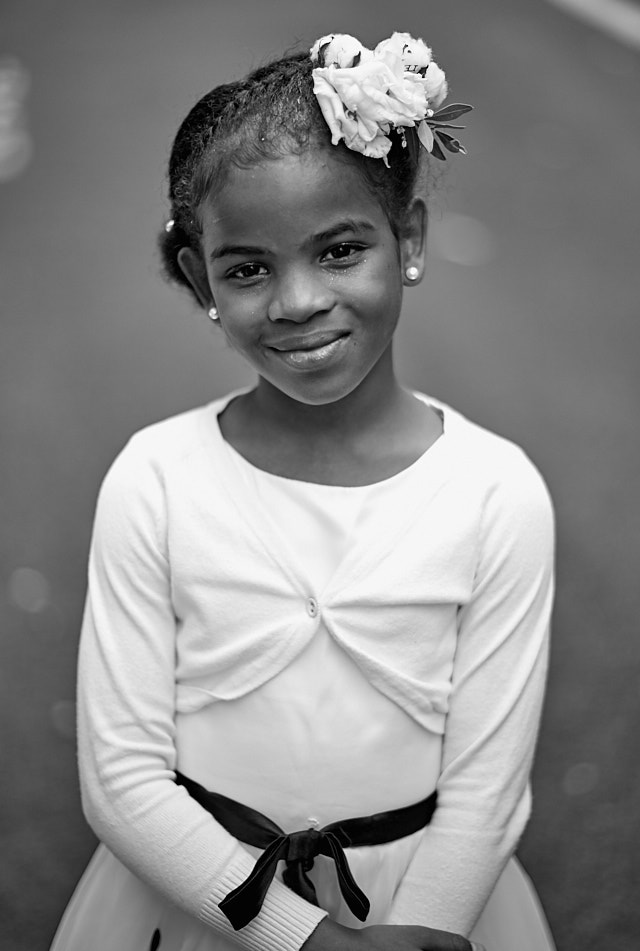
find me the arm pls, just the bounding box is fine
[77,438,327,951]
[388,451,555,935]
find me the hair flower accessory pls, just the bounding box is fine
[310,32,472,165]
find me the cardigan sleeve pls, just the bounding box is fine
[76,439,327,951]
[387,449,555,935]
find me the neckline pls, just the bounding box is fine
[210,389,450,491]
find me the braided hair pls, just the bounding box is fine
[159,52,429,302]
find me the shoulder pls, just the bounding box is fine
[429,395,551,495]
[95,397,228,514]
[421,394,555,549]
[108,394,232,476]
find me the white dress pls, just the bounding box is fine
[51,424,556,951]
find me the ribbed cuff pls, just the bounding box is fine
[199,852,328,951]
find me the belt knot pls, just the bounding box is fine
[283,828,322,867]
[219,823,368,930]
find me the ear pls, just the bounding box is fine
[399,197,428,286]
[177,247,214,310]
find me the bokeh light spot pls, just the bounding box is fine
[0,57,32,182]
[562,762,599,796]
[8,567,51,613]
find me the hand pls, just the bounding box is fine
[360,926,483,951]
[302,918,486,951]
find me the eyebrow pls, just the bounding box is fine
[208,219,377,262]
[209,244,266,262]
[310,219,377,245]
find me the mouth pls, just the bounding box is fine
[268,330,348,352]
[267,331,350,369]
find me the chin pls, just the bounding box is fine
[280,377,363,407]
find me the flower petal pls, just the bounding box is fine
[312,72,349,145]
[310,34,372,69]
[375,32,432,71]
[424,61,448,108]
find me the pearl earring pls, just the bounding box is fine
[208,306,219,321]
[405,266,420,282]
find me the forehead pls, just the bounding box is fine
[199,151,389,240]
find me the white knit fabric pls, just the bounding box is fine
[73,391,554,949]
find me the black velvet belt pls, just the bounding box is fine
[175,770,437,931]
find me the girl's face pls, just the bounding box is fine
[180,150,426,407]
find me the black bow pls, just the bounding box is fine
[219,821,369,930]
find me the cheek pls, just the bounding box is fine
[217,303,265,354]
[212,285,258,328]
[365,261,403,317]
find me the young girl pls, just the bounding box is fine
[51,32,556,951]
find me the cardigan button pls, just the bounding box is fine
[306,597,318,618]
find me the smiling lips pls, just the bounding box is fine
[267,330,349,369]
[268,330,348,352]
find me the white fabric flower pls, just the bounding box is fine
[309,31,461,162]
[310,33,372,69]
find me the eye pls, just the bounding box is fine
[322,242,366,264]
[227,262,269,282]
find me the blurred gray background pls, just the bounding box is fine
[1,1,639,949]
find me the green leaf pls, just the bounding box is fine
[430,137,447,161]
[417,120,434,153]
[428,122,466,131]
[436,131,466,154]
[432,103,473,123]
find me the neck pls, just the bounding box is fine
[219,347,441,485]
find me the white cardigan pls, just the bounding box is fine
[77,392,555,950]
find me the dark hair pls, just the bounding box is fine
[159,51,430,302]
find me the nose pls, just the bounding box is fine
[267,266,334,323]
